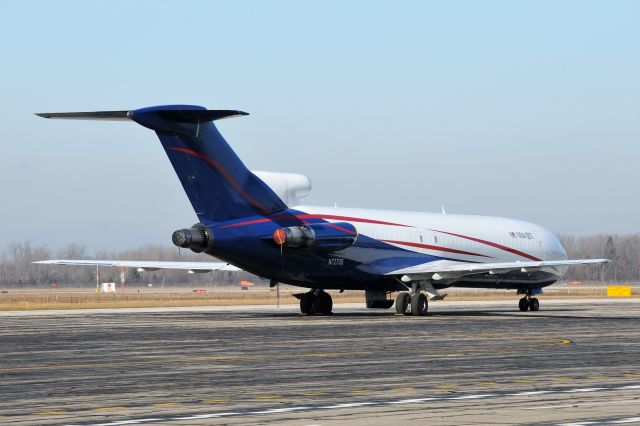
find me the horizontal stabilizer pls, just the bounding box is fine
[36,107,247,123]
[36,111,130,121]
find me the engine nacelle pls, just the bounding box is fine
[273,222,357,252]
[172,224,213,253]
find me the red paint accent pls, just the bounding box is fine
[273,228,286,245]
[295,214,411,227]
[169,147,271,214]
[431,229,541,261]
[220,214,411,229]
[220,218,271,228]
[382,240,493,258]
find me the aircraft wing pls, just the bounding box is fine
[33,259,241,273]
[386,258,610,282]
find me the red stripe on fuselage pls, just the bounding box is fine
[169,147,271,214]
[430,229,541,261]
[382,240,493,258]
[220,214,411,229]
[295,214,411,227]
[217,213,539,261]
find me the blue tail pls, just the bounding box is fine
[128,105,287,223]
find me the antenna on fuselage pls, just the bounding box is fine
[441,205,447,215]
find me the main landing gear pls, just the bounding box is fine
[395,291,428,316]
[518,290,540,312]
[299,290,333,315]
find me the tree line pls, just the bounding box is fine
[0,234,638,288]
[0,241,259,288]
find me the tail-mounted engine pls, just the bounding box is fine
[172,224,213,253]
[273,222,357,252]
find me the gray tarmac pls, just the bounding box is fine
[1,299,640,425]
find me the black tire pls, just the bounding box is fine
[314,291,333,315]
[518,297,529,312]
[411,293,428,316]
[529,297,540,311]
[300,293,315,315]
[395,292,410,315]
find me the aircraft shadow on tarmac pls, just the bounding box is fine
[195,306,633,321]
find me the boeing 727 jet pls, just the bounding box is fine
[35,105,608,315]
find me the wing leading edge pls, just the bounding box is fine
[387,258,610,282]
[33,259,240,273]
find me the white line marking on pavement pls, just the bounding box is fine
[560,387,607,393]
[611,417,640,424]
[450,394,497,400]
[172,412,240,420]
[388,398,439,404]
[508,390,553,396]
[76,382,638,425]
[325,402,375,409]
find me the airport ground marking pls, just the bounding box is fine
[255,395,283,399]
[51,382,640,425]
[34,411,67,415]
[205,399,229,403]
[0,350,373,372]
[152,402,179,407]
[476,381,498,386]
[558,415,640,426]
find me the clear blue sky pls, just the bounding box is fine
[1,1,638,251]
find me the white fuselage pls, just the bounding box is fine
[297,205,568,274]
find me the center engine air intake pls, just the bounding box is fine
[273,222,357,252]
[172,224,213,253]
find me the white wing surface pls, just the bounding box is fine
[33,259,240,273]
[387,258,609,281]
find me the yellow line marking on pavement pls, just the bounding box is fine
[256,395,282,399]
[153,402,179,407]
[34,411,66,415]
[434,384,457,388]
[392,387,415,391]
[589,375,608,379]
[351,389,371,393]
[624,373,640,377]
[205,399,229,403]
[0,351,373,372]
[96,406,126,411]
[303,392,328,396]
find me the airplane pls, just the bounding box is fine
[34,105,609,316]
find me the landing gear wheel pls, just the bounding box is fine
[395,292,410,315]
[518,297,529,312]
[411,293,428,316]
[300,292,315,315]
[313,291,333,315]
[529,297,540,311]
